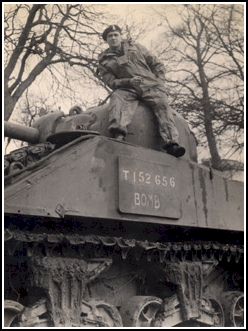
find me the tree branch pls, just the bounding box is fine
[5,5,44,80]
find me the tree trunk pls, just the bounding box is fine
[4,87,16,121]
[197,45,222,169]
[203,108,222,169]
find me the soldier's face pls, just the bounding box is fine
[106,32,122,48]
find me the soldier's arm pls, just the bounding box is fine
[136,43,166,82]
[97,64,131,90]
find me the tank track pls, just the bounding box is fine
[5,229,244,327]
[5,229,243,264]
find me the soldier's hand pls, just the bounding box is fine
[130,76,143,86]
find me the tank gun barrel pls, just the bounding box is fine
[4,121,40,144]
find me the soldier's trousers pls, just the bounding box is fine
[108,87,179,145]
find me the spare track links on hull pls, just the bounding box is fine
[4,142,55,177]
[5,229,244,327]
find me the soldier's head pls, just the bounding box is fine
[102,25,122,48]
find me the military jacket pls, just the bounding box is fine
[98,40,166,92]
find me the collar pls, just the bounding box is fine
[99,40,131,61]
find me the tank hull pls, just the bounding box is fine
[4,136,244,327]
[5,136,243,232]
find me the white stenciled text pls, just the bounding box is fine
[122,169,176,188]
[134,192,160,209]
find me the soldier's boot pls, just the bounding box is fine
[109,127,126,141]
[163,143,185,158]
[115,133,125,141]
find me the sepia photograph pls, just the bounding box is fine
[3,2,245,328]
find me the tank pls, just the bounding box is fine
[4,101,244,327]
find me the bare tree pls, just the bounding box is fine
[155,4,244,170]
[20,89,54,127]
[4,4,108,121]
[202,5,244,137]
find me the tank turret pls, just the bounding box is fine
[4,102,197,161]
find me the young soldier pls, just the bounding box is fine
[97,25,185,157]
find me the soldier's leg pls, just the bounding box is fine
[142,87,185,157]
[142,88,179,144]
[108,89,139,139]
